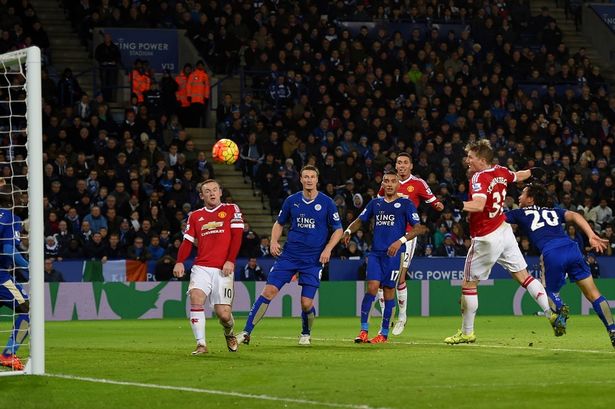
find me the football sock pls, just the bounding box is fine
[361,293,376,331]
[461,288,478,335]
[547,290,564,312]
[301,307,316,335]
[591,296,615,331]
[189,305,206,345]
[244,295,271,334]
[521,276,551,316]
[381,299,395,337]
[376,288,384,312]
[2,313,28,356]
[219,315,234,337]
[396,282,408,322]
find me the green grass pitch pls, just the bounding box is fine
[3,316,615,409]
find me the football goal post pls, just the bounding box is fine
[0,46,44,376]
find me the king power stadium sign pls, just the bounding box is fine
[39,281,615,321]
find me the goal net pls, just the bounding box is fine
[0,47,44,376]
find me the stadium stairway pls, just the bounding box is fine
[31,0,94,95]
[531,0,615,83]
[188,127,275,237]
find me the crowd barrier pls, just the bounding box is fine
[42,279,615,321]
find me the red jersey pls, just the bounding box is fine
[378,174,440,231]
[468,165,516,237]
[183,203,244,269]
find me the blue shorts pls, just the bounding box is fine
[267,257,323,295]
[366,253,402,288]
[0,273,28,309]
[543,242,591,293]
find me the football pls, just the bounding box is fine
[212,138,239,165]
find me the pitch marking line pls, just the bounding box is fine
[45,373,392,409]
[263,336,614,355]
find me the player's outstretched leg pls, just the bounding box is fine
[445,287,477,344]
[356,292,375,343]
[216,306,237,352]
[238,295,271,345]
[299,306,316,345]
[392,281,407,336]
[189,303,208,355]
[375,287,385,314]
[575,277,615,347]
[371,299,395,343]
[546,290,569,336]
[520,275,558,330]
[0,311,28,370]
[298,286,318,345]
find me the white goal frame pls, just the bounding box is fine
[0,46,44,376]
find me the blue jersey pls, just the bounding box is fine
[277,192,342,260]
[359,197,420,254]
[0,208,27,278]
[505,206,570,253]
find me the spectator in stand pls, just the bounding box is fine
[83,206,108,233]
[106,233,126,259]
[126,237,152,262]
[147,235,165,261]
[84,232,108,261]
[240,257,265,281]
[44,259,64,282]
[186,60,210,128]
[94,33,122,101]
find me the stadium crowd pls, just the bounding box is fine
[0,0,613,281]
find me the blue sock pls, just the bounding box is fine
[548,291,564,311]
[592,296,615,331]
[3,313,29,356]
[243,295,271,334]
[360,293,375,331]
[301,307,316,335]
[381,299,395,337]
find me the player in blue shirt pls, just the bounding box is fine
[238,165,343,346]
[0,185,29,370]
[506,184,614,346]
[343,171,427,343]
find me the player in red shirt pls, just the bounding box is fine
[173,179,244,354]
[444,140,559,344]
[376,152,443,335]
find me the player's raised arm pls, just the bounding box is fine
[565,210,609,253]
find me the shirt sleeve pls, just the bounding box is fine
[470,173,488,199]
[406,200,421,226]
[328,198,342,230]
[230,204,244,230]
[276,195,292,225]
[504,166,516,183]
[183,212,197,243]
[417,178,437,204]
[505,209,519,225]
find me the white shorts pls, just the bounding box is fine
[401,236,418,269]
[188,265,234,306]
[464,223,527,282]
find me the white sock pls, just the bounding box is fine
[396,283,407,322]
[522,276,551,316]
[190,306,206,345]
[461,288,478,335]
[376,288,385,312]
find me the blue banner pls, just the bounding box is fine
[102,28,179,72]
[51,256,615,282]
[590,4,615,33]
